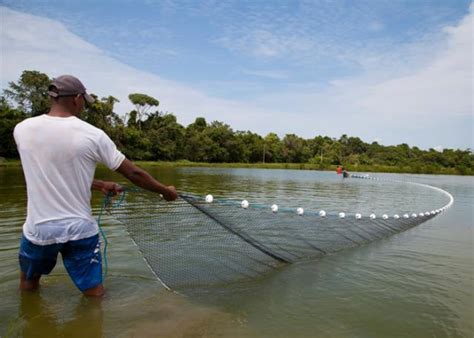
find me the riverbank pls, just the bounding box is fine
[1,159,471,175]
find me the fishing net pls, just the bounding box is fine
[103,174,453,290]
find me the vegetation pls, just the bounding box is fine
[1,70,473,175]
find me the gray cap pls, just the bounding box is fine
[48,75,95,103]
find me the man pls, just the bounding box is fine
[14,75,177,297]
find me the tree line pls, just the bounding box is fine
[1,70,473,175]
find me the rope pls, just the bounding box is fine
[96,192,112,279]
[96,186,145,280]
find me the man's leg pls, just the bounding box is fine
[62,234,104,297]
[82,284,105,297]
[19,236,58,291]
[20,271,41,291]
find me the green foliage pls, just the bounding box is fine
[0,97,27,157]
[3,70,51,116]
[142,112,185,160]
[3,70,474,175]
[128,93,159,130]
[236,131,263,163]
[128,93,160,107]
[263,133,283,163]
[82,95,122,132]
[282,134,311,163]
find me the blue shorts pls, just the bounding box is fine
[19,234,102,291]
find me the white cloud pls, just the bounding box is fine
[251,5,473,148]
[214,29,315,59]
[240,69,289,80]
[0,6,275,130]
[1,5,472,150]
[353,9,473,120]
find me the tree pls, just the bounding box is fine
[0,97,27,158]
[142,111,185,160]
[120,128,152,160]
[236,131,263,163]
[204,121,235,162]
[128,93,159,130]
[282,134,311,163]
[347,136,367,155]
[187,117,207,133]
[82,95,122,130]
[263,133,283,163]
[3,70,51,116]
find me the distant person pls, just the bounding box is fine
[342,168,350,178]
[14,75,178,297]
[336,165,343,175]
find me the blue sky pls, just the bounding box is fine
[1,0,472,150]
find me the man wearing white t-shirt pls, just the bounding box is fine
[14,75,177,297]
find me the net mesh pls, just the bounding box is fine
[104,175,452,290]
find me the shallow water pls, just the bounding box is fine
[0,167,472,337]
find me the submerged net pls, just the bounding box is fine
[104,174,453,290]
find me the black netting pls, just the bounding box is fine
[106,175,452,290]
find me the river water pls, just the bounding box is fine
[0,166,472,337]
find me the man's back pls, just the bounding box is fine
[14,114,125,244]
[16,74,176,296]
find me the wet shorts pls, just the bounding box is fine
[19,234,102,291]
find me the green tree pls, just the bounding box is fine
[142,112,185,160]
[184,118,213,162]
[128,93,159,130]
[282,134,311,163]
[236,131,264,163]
[0,97,27,158]
[347,136,367,155]
[120,128,152,160]
[204,121,235,162]
[187,117,207,133]
[3,70,51,116]
[263,133,283,163]
[184,132,214,162]
[82,95,122,131]
[127,110,139,129]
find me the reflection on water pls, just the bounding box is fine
[8,281,240,338]
[18,291,103,338]
[0,166,472,337]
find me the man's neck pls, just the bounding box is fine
[48,107,75,118]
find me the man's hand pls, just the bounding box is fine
[101,181,123,196]
[92,179,123,196]
[162,186,178,201]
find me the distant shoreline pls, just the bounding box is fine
[1,159,471,176]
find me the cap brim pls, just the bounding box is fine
[83,93,95,104]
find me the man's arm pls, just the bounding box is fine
[115,159,178,201]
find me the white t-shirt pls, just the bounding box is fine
[14,114,126,245]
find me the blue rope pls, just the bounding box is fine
[96,187,138,280]
[97,192,113,279]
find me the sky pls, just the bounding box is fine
[0,0,472,150]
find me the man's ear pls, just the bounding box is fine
[73,95,81,106]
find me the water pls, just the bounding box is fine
[0,166,472,337]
